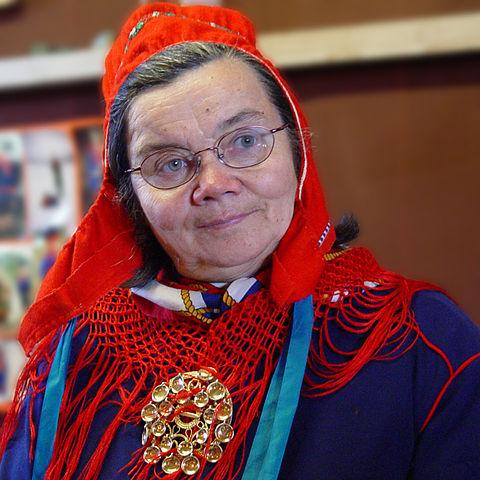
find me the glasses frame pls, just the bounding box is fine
[125,123,288,190]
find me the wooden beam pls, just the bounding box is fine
[0,11,479,91]
[259,11,480,68]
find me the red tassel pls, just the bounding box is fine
[0,328,57,461]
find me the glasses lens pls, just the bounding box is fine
[141,148,196,189]
[219,126,274,168]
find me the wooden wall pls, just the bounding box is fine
[0,0,139,56]
[284,54,480,321]
[226,0,480,30]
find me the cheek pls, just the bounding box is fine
[253,161,298,202]
[133,183,180,233]
[267,168,297,227]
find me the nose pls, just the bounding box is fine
[191,149,242,205]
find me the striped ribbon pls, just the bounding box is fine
[241,295,314,480]
[32,318,77,480]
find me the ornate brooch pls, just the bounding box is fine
[141,369,234,476]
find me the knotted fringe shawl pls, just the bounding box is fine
[0,248,437,479]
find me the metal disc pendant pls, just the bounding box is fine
[181,455,200,475]
[203,407,215,424]
[215,423,234,443]
[206,443,223,463]
[160,435,173,453]
[207,381,226,401]
[143,445,161,464]
[162,454,181,474]
[159,400,173,416]
[141,403,158,422]
[169,373,185,393]
[141,424,150,445]
[216,401,233,421]
[152,383,169,402]
[151,419,166,437]
[177,440,194,457]
[193,391,209,408]
[194,428,208,445]
[198,369,214,381]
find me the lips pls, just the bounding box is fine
[198,210,257,229]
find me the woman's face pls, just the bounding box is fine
[126,58,298,282]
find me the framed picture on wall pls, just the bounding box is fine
[72,121,104,214]
[0,336,25,407]
[0,132,26,240]
[22,128,79,238]
[0,244,34,330]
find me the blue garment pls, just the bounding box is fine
[1,291,480,479]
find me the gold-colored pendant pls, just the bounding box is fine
[140,368,234,475]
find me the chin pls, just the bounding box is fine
[198,244,276,280]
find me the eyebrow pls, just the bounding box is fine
[135,142,185,163]
[217,110,266,131]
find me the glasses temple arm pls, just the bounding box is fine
[125,167,142,174]
[270,124,289,134]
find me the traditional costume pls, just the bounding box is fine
[1,3,479,479]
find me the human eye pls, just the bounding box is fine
[151,150,190,175]
[141,148,194,188]
[231,129,261,149]
[158,157,187,173]
[220,127,271,167]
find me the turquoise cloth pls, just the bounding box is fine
[32,318,77,480]
[242,295,314,480]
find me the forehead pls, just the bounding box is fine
[126,58,281,148]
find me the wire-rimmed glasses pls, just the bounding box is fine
[125,124,288,190]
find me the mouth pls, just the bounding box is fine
[198,210,257,230]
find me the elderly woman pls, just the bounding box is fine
[1,3,479,480]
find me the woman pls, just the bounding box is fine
[1,3,479,479]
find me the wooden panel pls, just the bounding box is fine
[284,54,480,321]
[0,82,102,128]
[226,0,480,31]
[0,0,142,56]
[2,1,480,57]
[257,13,480,68]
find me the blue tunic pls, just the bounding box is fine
[1,291,480,479]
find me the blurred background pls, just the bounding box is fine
[0,0,479,413]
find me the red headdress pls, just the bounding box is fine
[18,2,335,356]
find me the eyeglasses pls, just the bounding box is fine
[125,124,288,190]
